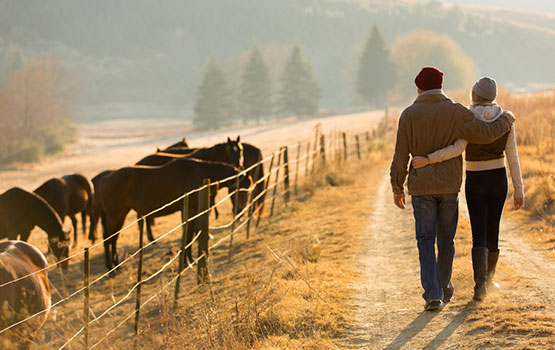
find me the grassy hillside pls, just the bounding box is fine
[1,0,554,117]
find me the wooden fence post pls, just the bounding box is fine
[283,146,290,205]
[355,135,361,160]
[311,137,318,174]
[228,176,241,262]
[246,165,261,238]
[320,135,326,168]
[255,153,275,229]
[134,217,146,350]
[173,194,189,310]
[294,142,301,196]
[197,179,210,285]
[342,132,347,161]
[83,247,90,350]
[305,141,311,178]
[270,148,282,217]
[365,131,371,153]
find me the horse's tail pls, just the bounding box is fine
[68,174,94,233]
[89,171,112,243]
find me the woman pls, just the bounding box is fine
[412,76,524,301]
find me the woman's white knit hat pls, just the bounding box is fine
[473,77,497,101]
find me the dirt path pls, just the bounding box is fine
[347,167,555,349]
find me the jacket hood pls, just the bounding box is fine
[470,104,503,123]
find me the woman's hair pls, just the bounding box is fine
[471,89,493,105]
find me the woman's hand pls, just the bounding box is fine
[412,156,430,169]
[514,197,524,210]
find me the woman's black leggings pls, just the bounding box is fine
[465,168,508,252]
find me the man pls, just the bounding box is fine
[390,67,513,311]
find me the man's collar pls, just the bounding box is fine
[414,90,451,104]
[419,89,445,96]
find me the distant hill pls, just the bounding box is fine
[1,0,554,118]
[441,0,555,14]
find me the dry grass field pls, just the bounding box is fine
[1,94,554,349]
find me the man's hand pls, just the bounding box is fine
[412,156,430,169]
[394,193,406,209]
[514,197,524,210]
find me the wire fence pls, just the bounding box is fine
[0,117,387,349]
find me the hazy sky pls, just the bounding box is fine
[441,0,555,14]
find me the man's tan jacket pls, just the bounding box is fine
[390,93,512,196]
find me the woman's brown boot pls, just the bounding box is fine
[472,247,488,301]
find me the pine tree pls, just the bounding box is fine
[193,60,232,130]
[239,46,272,124]
[278,45,321,118]
[356,24,396,108]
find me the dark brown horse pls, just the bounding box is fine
[157,137,189,152]
[150,136,244,168]
[163,139,266,216]
[0,241,51,350]
[34,174,93,247]
[97,158,251,270]
[136,137,245,237]
[0,188,70,269]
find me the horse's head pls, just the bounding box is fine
[225,136,244,169]
[48,229,70,270]
[227,173,253,215]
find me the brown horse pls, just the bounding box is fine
[136,137,245,237]
[0,241,51,350]
[157,137,189,152]
[0,188,70,269]
[97,158,251,270]
[34,174,93,247]
[157,136,244,168]
[163,139,266,216]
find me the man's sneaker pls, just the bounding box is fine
[424,300,442,311]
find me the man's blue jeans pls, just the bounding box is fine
[411,194,458,302]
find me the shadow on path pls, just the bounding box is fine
[423,302,474,350]
[385,301,474,350]
[384,311,439,350]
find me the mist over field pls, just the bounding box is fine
[1,0,554,121]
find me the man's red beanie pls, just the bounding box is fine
[415,67,444,91]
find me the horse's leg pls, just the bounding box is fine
[104,211,127,271]
[146,217,155,242]
[103,239,112,271]
[210,192,218,220]
[185,219,194,264]
[111,236,119,267]
[81,210,87,235]
[88,204,98,243]
[70,215,78,247]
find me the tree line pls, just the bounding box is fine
[194,24,476,130]
[0,44,76,167]
[193,45,321,130]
